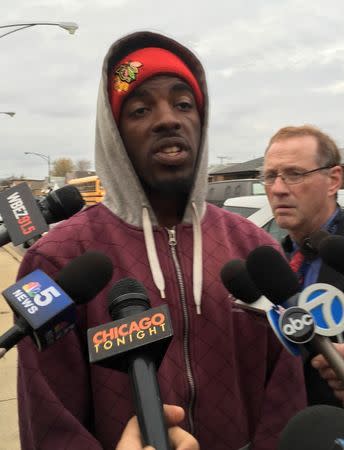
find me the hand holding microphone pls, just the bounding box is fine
[116,404,199,450]
[312,343,344,405]
[88,277,174,450]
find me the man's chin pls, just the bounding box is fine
[144,176,194,196]
[275,216,295,231]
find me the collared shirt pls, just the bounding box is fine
[290,207,340,289]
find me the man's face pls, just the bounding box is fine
[264,135,342,242]
[119,75,201,195]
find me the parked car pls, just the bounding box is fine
[223,190,344,243]
[207,179,265,207]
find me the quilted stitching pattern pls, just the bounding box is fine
[16,204,306,449]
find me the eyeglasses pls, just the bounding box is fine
[260,165,335,186]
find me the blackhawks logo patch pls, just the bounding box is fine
[114,61,143,92]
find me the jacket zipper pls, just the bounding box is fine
[166,227,196,434]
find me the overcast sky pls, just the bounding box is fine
[1,0,344,179]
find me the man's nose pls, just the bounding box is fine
[269,175,290,193]
[152,103,181,132]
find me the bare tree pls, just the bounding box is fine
[75,159,92,171]
[51,158,75,177]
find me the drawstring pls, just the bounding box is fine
[142,204,203,314]
[142,207,166,299]
[191,202,203,315]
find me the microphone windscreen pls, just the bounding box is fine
[278,405,344,450]
[55,251,113,304]
[44,185,85,222]
[220,259,261,303]
[319,235,344,275]
[107,278,150,319]
[306,229,329,251]
[246,245,299,305]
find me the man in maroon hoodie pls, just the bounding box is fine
[16,31,306,450]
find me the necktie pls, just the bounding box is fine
[289,250,305,284]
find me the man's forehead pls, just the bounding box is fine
[264,137,319,168]
[130,75,193,97]
[267,136,318,156]
[268,135,318,153]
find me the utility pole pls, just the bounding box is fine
[217,156,232,165]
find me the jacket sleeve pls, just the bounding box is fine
[250,333,307,450]
[16,248,104,450]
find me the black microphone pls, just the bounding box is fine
[278,405,344,450]
[246,245,344,384]
[319,235,344,275]
[246,245,300,307]
[220,259,273,313]
[37,184,85,224]
[0,184,85,247]
[87,278,173,450]
[301,229,330,258]
[0,250,113,357]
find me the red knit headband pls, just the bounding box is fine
[109,47,203,122]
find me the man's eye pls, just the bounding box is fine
[131,107,148,117]
[265,173,276,180]
[177,101,193,110]
[286,171,303,177]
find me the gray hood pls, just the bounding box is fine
[94,31,209,313]
[95,30,209,227]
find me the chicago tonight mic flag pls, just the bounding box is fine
[87,304,173,371]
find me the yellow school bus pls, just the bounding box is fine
[67,176,105,206]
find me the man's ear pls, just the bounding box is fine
[328,166,343,196]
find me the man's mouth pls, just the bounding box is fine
[274,205,294,213]
[154,145,188,165]
[153,136,189,152]
[159,146,182,156]
[153,138,190,166]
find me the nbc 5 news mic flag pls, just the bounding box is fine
[2,269,75,350]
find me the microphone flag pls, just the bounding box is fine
[2,269,74,350]
[298,283,344,337]
[87,304,173,371]
[0,182,48,245]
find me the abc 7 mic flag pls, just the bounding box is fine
[267,283,344,355]
[267,306,315,355]
[298,283,344,338]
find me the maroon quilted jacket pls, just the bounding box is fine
[16,202,306,450]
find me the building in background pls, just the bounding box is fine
[208,157,263,183]
[0,178,47,197]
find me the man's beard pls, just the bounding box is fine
[140,175,194,197]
